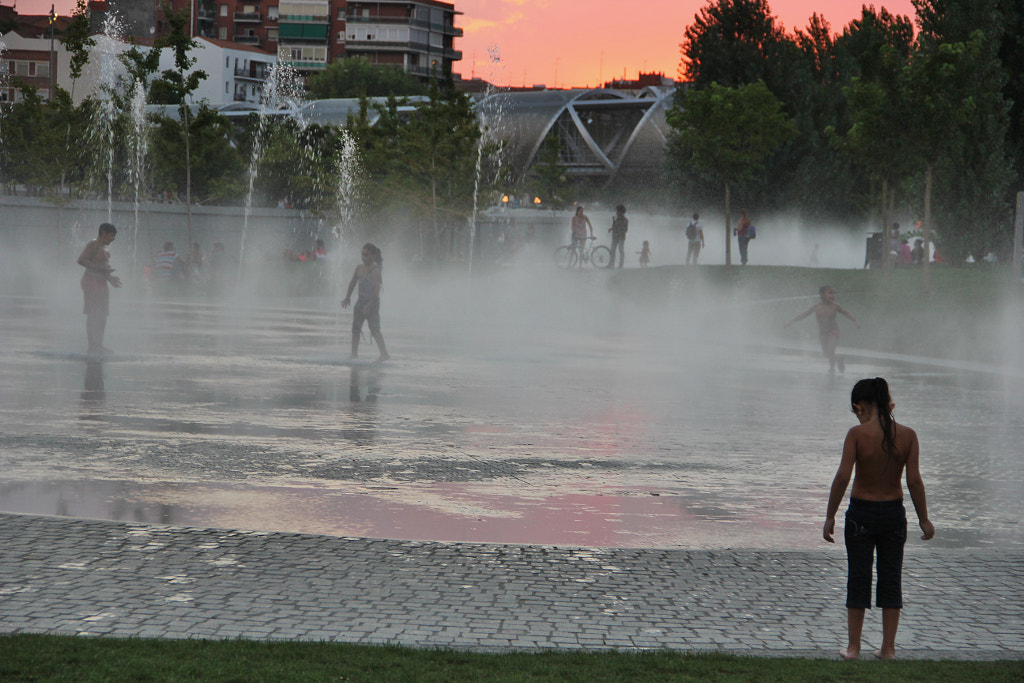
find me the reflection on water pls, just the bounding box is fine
[1,293,1022,550]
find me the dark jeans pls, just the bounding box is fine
[738,237,750,265]
[844,498,907,609]
[610,236,625,268]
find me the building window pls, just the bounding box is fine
[220,4,227,16]
[219,27,227,39]
[267,28,278,41]
[15,61,29,76]
[36,62,50,78]
[337,8,344,20]
[225,82,230,93]
[337,31,344,43]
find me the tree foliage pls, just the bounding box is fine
[306,57,427,99]
[667,80,796,263]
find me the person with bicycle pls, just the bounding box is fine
[570,206,595,266]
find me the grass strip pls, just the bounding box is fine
[1,634,1022,682]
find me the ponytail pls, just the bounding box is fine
[851,377,902,467]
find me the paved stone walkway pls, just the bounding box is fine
[1,513,1021,660]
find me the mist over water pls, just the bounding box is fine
[0,210,1021,550]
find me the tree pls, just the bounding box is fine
[152,2,208,245]
[306,58,426,99]
[348,82,481,260]
[62,0,96,101]
[680,0,786,88]
[902,29,1012,272]
[667,80,797,264]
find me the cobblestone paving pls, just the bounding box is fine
[1,513,1020,660]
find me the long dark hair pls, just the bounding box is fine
[851,377,901,465]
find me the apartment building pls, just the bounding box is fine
[161,0,460,80]
[345,1,462,79]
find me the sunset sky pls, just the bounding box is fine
[17,0,919,88]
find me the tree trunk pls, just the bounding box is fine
[184,105,193,249]
[923,164,932,293]
[724,182,732,266]
[880,179,891,273]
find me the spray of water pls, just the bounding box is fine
[87,12,128,223]
[238,62,306,289]
[468,45,511,278]
[128,79,150,287]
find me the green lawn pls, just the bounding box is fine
[1,634,1021,682]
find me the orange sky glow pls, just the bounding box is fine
[16,0,919,88]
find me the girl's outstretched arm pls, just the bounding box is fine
[786,305,815,328]
[837,305,861,328]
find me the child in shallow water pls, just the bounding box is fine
[785,285,859,374]
[823,377,934,660]
[341,243,390,361]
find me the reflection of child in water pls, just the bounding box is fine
[785,285,860,374]
[824,377,933,660]
[638,240,651,268]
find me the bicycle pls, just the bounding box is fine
[554,237,612,269]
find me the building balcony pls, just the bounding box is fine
[234,12,262,22]
[346,39,429,52]
[279,14,329,23]
[233,35,263,45]
[235,66,270,80]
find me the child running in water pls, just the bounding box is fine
[824,378,934,660]
[785,285,860,374]
[638,240,651,268]
[341,243,389,361]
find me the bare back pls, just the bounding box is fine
[847,420,918,501]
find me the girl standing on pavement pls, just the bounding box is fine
[823,377,934,660]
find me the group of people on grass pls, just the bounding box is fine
[80,221,932,659]
[569,206,761,268]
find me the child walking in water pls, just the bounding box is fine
[77,223,122,355]
[341,243,389,361]
[638,240,651,268]
[824,378,934,660]
[785,285,859,374]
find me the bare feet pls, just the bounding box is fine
[377,352,390,362]
[875,649,895,660]
[839,648,860,660]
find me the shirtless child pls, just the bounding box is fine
[785,285,859,374]
[77,223,122,355]
[824,378,934,660]
[341,242,390,361]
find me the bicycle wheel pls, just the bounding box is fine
[554,246,577,269]
[590,246,612,268]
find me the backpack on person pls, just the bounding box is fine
[748,225,756,239]
[685,222,697,241]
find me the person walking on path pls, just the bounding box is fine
[685,212,704,264]
[608,204,628,269]
[823,377,934,661]
[734,210,753,265]
[342,243,390,361]
[785,285,860,375]
[77,223,122,355]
